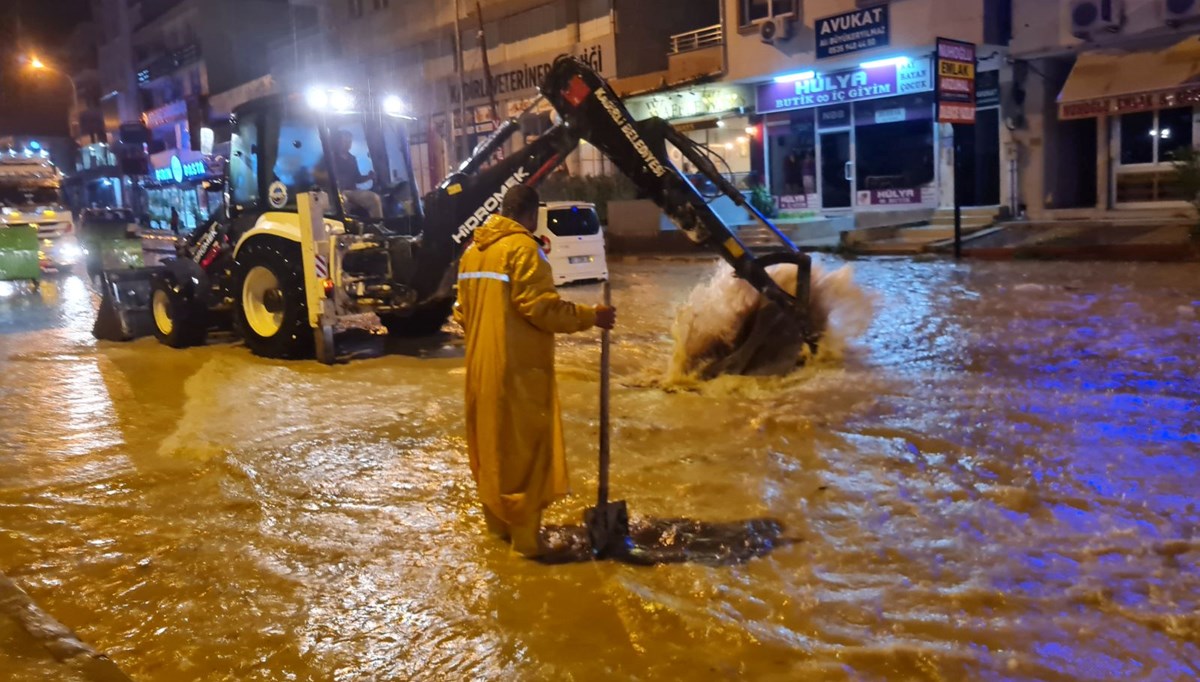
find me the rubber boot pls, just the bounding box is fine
[482,504,509,540]
[509,512,543,558]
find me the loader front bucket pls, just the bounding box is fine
[92,268,159,341]
[0,225,41,282]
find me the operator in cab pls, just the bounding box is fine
[454,185,617,558]
[316,129,383,219]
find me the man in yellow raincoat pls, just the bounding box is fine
[454,185,617,557]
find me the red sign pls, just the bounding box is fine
[936,37,976,125]
[939,103,976,124]
[1059,85,1200,119]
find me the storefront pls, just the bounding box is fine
[144,149,221,233]
[1057,38,1200,207]
[756,56,940,217]
[625,85,756,186]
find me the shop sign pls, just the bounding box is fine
[673,119,720,133]
[448,37,613,107]
[153,154,207,183]
[874,107,906,124]
[817,104,852,128]
[776,194,819,211]
[936,38,976,124]
[816,5,890,60]
[630,87,748,122]
[976,70,1000,108]
[1059,85,1200,119]
[857,188,927,205]
[144,100,187,130]
[757,58,933,114]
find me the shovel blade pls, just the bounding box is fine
[585,500,631,558]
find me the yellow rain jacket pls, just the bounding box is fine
[454,214,598,526]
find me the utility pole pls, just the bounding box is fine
[475,1,499,126]
[452,0,468,165]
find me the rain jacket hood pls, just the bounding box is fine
[454,213,599,527]
[471,213,531,251]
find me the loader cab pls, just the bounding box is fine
[228,89,421,234]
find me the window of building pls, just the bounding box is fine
[373,0,389,9]
[1119,111,1155,165]
[738,0,795,27]
[1115,107,1194,203]
[855,95,936,191]
[1119,107,1193,165]
[766,110,815,199]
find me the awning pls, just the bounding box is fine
[1058,37,1200,119]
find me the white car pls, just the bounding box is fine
[531,201,608,286]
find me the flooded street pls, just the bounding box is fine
[1,258,1198,681]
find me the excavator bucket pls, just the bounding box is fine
[93,268,157,341]
[669,251,820,380]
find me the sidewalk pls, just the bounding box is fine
[933,220,1199,261]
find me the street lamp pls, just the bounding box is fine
[26,54,80,138]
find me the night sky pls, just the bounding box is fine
[0,0,93,138]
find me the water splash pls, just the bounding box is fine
[667,259,874,383]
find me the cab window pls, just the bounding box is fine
[230,118,259,209]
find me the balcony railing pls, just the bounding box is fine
[669,24,723,55]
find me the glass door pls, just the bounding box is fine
[819,130,853,209]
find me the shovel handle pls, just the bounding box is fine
[598,280,611,509]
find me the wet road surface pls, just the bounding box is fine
[1,259,1198,681]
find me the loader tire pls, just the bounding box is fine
[151,277,208,348]
[380,299,454,337]
[235,239,312,359]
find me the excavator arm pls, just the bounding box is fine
[420,56,817,375]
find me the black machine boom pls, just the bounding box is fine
[421,56,815,373]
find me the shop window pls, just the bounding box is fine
[1157,107,1193,161]
[738,0,795,26]
[1120,108,1192,166]
[852,95,935,192]
[856,120,935,190]
[766,110,816,197]
[1119,111,1155,165]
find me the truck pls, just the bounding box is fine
[95,57,816,373]
[0,155,80,280]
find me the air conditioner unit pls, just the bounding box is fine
[1069,0,1124,39]
[760,16,794,45]
[1164,0,1200,26]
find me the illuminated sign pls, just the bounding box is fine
[154,155,207,183]
[936,38,977,124]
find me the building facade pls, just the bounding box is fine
[1010,0,1200,220]
[709,0,1013,221]
[81,0,313,229]
[283,0,721,190]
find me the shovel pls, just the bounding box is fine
[584,280,631,558]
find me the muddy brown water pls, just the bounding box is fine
[1,259,1198,681]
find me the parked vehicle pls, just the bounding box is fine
[531,201,608,286]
